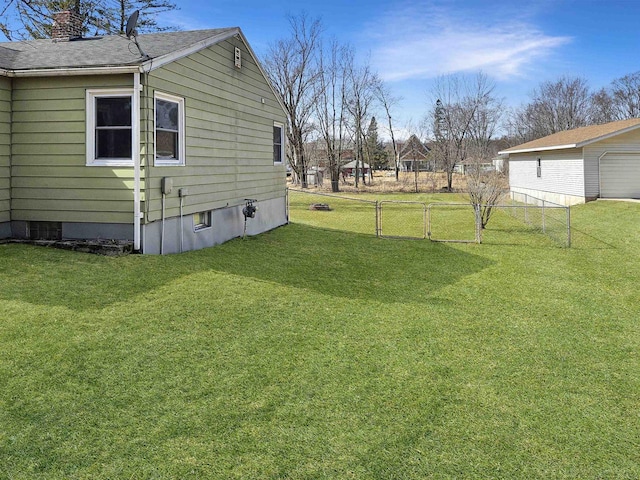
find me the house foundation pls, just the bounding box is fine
[141,196,287,255]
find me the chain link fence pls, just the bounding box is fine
[287,189,378,236]
[504,192,571,247]
[287,189,571,247]
[379,201,426,239]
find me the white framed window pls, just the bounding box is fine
[194,211,211,231]
[155,92,185,166]
[273,122,284,164]
[86,89,134,166]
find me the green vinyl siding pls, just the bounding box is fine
[10,74,137,224]
[0,76,10,224]
[144,37,286,221]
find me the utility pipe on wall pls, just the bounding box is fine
[179,195,184,254]
[161,192,166,255]
[133,71,142,252]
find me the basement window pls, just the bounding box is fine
[194,211,211,231]
[86,89,134,166]
[29,221,62,240]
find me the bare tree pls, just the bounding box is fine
[468,171,506,241]
[463,78,504,233]
[375,82,402,181]
[344,58,379,188]
[589,88,617,125]
[314,39,350,192]
[609,72,640,120]
[506,76,591,143]
[429,73,497,191]
[588,72,640,126]
[264,14,322,188]
[0,0,177,40]
[464,83,505,235]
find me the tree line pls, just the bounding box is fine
[264,15,640,195]
[263,14,403,192]
[506,74,640,144]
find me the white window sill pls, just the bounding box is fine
[87,159,134,167]
[155,160,185,167]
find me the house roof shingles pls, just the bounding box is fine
[500,118,640,155]
[0,28,236,71]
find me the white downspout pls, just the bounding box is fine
[133,71,142,252]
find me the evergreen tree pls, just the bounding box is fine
[0,0,178,40]
[365,116,388,170]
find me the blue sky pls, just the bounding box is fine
[169,0,640,136]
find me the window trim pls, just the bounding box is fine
[86,88,134,167]
[273,122,284,164]
[193,211,212,231]
[154,91,186,167]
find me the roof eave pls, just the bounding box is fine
[141,28,241,73]
[498,144,578,155]
[499,121,640,156]
[4,64,141,77]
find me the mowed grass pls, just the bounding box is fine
[1,196,639,478]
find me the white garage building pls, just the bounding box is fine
[499,118,640,205]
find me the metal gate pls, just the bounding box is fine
[379,201,427,239]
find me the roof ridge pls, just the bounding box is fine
[500,118,640,155]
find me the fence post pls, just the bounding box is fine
[376,200,380,237]
[541,199,546,233]
[524,194,529,223]
[423,203,428,239]
[566,206,571,247]
[475,204,482,244]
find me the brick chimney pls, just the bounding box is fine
[51,10,83,41]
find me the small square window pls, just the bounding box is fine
[194,211,211,231]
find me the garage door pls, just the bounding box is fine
[600,154,640,198]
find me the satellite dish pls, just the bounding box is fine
[124,10,149,60]
[125,10,139,39]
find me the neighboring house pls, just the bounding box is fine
[498,118,640,205]
[0,11,288,254]
[453,159,495,175]
[341,160,370,177]
[399,135,432,172]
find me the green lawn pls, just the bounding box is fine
[1,196,639,478]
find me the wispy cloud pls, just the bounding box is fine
[161,11,220,31]
[367,3,571,82]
